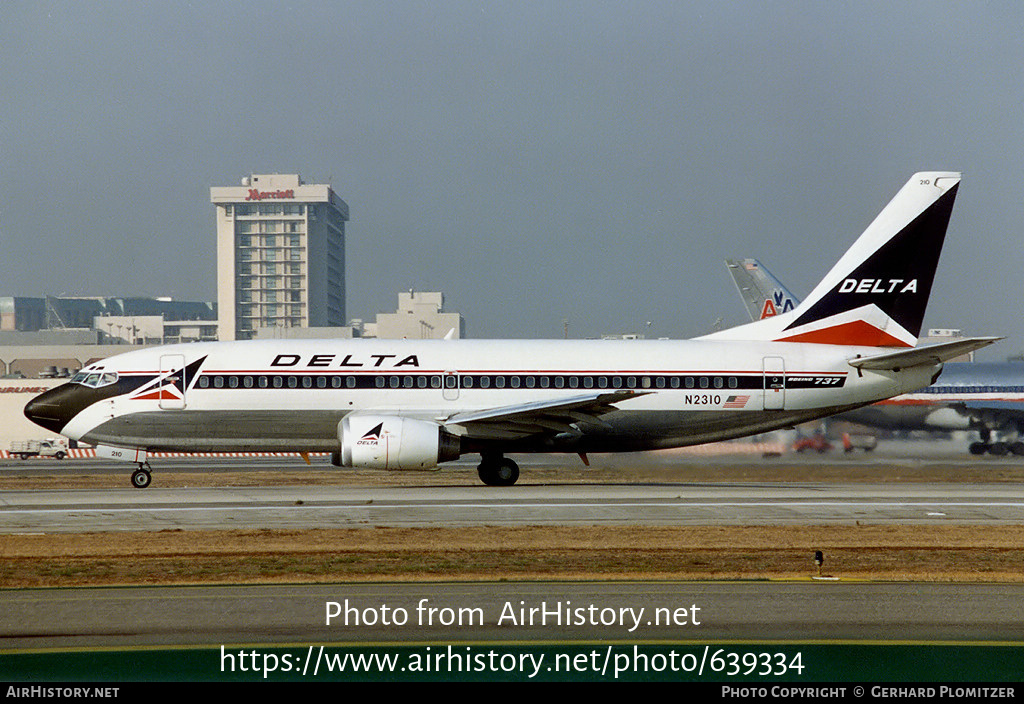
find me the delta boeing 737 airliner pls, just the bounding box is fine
[25,172,997,488]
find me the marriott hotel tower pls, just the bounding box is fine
[211,174,349,341]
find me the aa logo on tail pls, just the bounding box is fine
[760,291,796,319]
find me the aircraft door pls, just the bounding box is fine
[443,371,460,401]
[763,356,785,410]
[159,354,187,410]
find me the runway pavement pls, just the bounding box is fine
[5,479,1024,532]
[5,580,1024,651]
[4,440,1024,532]
[5,441,1024,675]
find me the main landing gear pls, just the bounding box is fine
[967,429,1024,457]
[968,441,1024,456]
[477,454,520,486]
[131,462,153,489]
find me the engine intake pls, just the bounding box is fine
[338,415,461,470]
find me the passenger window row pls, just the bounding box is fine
[194,373,752,391]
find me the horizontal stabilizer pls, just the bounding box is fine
[848,337,1001,371]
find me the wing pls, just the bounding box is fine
[955,400,1024,425]
[443,390,648,439]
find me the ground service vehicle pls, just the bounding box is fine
[9,439,67,460]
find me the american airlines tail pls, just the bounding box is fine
[725,258,800,321]
[706,172,961,347]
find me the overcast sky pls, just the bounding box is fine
[2,1,1022,355]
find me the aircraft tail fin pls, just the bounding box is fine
[706,172,961,347]
[725,258,801,322]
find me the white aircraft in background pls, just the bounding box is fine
[725,257,1023,455]
[26,172,997,487]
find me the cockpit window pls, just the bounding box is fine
[72,371,119,388]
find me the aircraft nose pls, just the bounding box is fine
[24,385,81,434]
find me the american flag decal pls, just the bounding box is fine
[723,395,750,408]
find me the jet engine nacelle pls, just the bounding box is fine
[338,414,461,470]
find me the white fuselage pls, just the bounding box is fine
[44,337,937,456]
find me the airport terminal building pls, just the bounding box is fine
[211,174,349,341]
